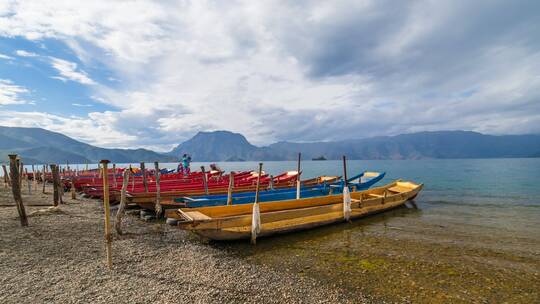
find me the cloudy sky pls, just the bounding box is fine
[0,0,539,151]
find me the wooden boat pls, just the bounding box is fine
[165,180,423,241]
[174,171,385,208]
[131,174,341,208]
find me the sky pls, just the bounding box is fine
[0,0,539,151]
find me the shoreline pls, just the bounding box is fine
[1,185,539,303]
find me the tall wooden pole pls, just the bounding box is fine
[56,165,63,204]
[32,164,37,191]
[251,163,263,245]
[227,172,235,206]
[42,164,47,193]
[100,160,113,269]
[255,163,263,203]
[26,168,31,195]
[140,162,148,193]
[9,155,28,227]
[296,152,301,199]
[112,164,117,188]
[18,160,23,189]
[201,166,209,195]
[50,164,59,206]
[342,155,348,186]
[71,178,77,199]
[154,161,162,217]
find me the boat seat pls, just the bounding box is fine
[368,193,384,198]
[184,211,212,221]
[388,186,410,193]
[182,197,209,202]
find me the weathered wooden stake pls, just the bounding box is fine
[251,162,264,245]
[201,166,209,195]
[342,155,348,186]
[9,155,28,227]
[42,165,47,193]
[114,169,131,235]
[56,165,63,204]
[18,160,23,189]
[50,164,59,206]
[26,170,31,195]
[296,152,302,199]
[112,164,117,188]
[140,162,148,193]
[2,164,10,187]
[154,161,162,217]
[32,164,37,191]
[100,160,113,269]
[227,172,235,206]
[71,178,76,199]
[131,166,135,191]
[255,163,263,203]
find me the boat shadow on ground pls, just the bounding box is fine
[209,200,423,255]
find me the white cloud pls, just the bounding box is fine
[72,103,93,107]
[0,53,14,60]
[0,79,30,105]
[15,49,38,57]
[0,110,137,147]
[49,57,96,85]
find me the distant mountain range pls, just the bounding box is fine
[1,126,540,164]
[170,130,540,161]
[0,126,176,164]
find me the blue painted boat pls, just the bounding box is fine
[175,171,385,208]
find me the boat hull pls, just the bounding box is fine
[169,181,422,241]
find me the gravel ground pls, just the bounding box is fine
[0,184,367,304]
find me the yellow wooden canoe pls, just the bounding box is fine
[165,180,423,241]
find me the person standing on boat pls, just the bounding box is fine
[181,154,192,175]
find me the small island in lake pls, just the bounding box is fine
[312,155,327,161]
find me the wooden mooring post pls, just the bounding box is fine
[50,164,60,206]
[71,178,77,199]
[201,166,209,195]
[2,164,10,187]
[251,162,263,244]
[140,162,148,193]
[114,169,131,235]
[42,164,47,193]
[32,164,37,191]
[100,160,113,269]
[154,161,162,217]
[227,172,234,205]
[112,164,117,188]
[18,160,23,189]
[9,155,28,227]
[296,153,301,199]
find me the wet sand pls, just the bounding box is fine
[1,184,539,303]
